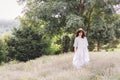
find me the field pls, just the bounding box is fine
[0,51,120,80]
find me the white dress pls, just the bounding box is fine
[72,37,89,69]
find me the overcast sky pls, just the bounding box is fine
[0,0,119,20]
[0,0,23,20]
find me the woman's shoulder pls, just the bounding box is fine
[84,37,87,39]
[75,37,79,39]
[75,37,85,39]
[74,37,79,41]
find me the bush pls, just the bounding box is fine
[88,38,96,51]
[0,39,8,63]
[69,35,75,52]
[50,44,61,55]
[7,27,50,61]
[61,35,70,53]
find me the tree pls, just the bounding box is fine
[7,26,50,61]
[17,0,120,51]
[0,39,8,63]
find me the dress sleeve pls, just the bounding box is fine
[85,37,88,46]
[73,38,78,47]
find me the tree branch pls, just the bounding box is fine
[86,6,94,37]
[79,0,85,16]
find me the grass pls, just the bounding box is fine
[0,51,120,80]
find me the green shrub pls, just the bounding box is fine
[0,39,8,63]
[61,35,70,53]
[7,27,50,61]
[88,39,96,51]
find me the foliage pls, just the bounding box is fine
[0,39,8,63]
[7,26,50,61]
[49,44,61,55]
[17,0,120,51]
[102,39,120,51]
[114,15,120,39]
[61,35,71,53]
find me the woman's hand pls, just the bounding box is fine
[74,47,77,53]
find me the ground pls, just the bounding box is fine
[0,51,120,80]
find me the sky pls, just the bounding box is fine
[0,0,119,20]
[0,0,23,20]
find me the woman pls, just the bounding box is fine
[73,28,89,69]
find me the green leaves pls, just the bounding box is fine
[66,14,84,33]
[7,26,50,61]
[0,39,8,63]
[17,0,120,52]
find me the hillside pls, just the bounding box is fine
[0,19,19,36]
[0,51,120,80]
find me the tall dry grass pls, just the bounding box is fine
[0,51,120,80]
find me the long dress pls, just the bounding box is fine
[72,37,89,69]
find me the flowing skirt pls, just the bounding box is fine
[72,47,89,69]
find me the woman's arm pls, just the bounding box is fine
[73,38,78,53]
[85,37,88,46]
[74,47,77,53]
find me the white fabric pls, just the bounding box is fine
[73,37,89,69]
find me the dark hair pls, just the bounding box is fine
[76,30,85,38]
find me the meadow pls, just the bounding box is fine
[0,51,120,80]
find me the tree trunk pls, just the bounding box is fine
[97,41,100,51]
[79,0,85,16]
[78,0,94,37]
[86,7,94,37]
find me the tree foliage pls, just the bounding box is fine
[7,26,50,61]
[0,39,8,63]
[17,0,120,51]
[61,35,71,52]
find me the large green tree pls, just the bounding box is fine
[7,26,51,61]
[17,0,120,51]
